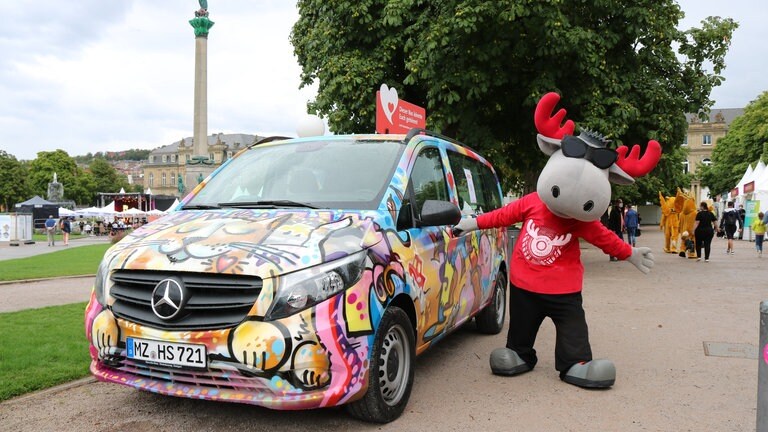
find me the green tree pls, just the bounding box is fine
[292,0,737,200]
[89,158,130,196]
[700,91,768,197]
[27,150,98,205]
[27,150,80,201]
[0,150,30,211]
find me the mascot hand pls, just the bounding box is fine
[452,217,479,237]
[627,247,654,274]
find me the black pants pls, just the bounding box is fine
[506,284,592,376]
[694,229,714,260]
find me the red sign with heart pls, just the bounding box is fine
[376,84,426,134]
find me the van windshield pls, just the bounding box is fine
[185,139,405,210]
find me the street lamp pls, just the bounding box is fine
[297,114,325,137]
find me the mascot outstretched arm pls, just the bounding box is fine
[454,92,661,388]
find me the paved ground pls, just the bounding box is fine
[0,227,764,431]
[0,236,108,312]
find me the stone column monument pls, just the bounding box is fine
[185,0,215,195]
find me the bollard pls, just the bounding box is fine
[758,301,768,431]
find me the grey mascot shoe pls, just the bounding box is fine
[489,348,532,376]
[562,359,616,388]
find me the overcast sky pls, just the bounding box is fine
[1,0,765,161]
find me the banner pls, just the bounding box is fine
[745,200,760,228]
[376,84,426,134]
[0,215,10,242]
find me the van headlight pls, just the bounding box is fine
[93,260,109,306]
[265,251,366,320]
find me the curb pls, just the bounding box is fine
[1,377,98,405]
[0,274,96,286]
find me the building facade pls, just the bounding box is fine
[111,160,144,188]
[683,108,744,202]
[142,133,261,197]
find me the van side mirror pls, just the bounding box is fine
[417,200,461,227]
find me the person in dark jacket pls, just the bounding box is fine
[624,204,639,247]
[694,201,718,261]
[607,200,624,261]
[719,201,741,255]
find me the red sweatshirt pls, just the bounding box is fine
[476,192,632,294]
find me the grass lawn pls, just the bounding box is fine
[0,303,91,402]
[32,232,86,243]
[0,244,111,281]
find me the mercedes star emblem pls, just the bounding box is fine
[151,278,186,320]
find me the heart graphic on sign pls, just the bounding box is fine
[380,84,399,124]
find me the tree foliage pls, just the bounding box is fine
[0,150,30,211]
[700,91,768,196]
[291,0,737,201]
[73,149,151,164]
[6,149,137,207]
[27,150,81,202]
[89,158,131,197]
[26,150,114,206]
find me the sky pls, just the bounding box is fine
[1,0,765,161]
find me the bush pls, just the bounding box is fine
[110,231,128,244]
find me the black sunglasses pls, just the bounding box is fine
[560,136,618,169]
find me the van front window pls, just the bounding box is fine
[185,139,404,210]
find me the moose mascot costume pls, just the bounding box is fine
[454,92,661,388]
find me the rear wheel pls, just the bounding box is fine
[346,306,415,423]
[476,270,507,334]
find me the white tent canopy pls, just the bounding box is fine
[120,207,146,217]
[732,164,754,202]
[76,206,104,217]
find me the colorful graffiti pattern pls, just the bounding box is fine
[86,137,506,410]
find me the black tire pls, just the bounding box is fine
[476,269,507,334]
[346,306,415,423]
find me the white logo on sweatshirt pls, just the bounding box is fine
[521,220,572,265]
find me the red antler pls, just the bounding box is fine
[534,92,575,139]
[615,140,662,178]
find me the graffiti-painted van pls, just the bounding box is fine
[85,129,508,423]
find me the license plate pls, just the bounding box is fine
[126,337,207,369]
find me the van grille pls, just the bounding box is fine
[109,270,262,331]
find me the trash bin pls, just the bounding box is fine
[507,227,520,258]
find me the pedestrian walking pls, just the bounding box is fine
[61,217,71,246]
[738,204,746,240]
[607,199,624,261]
[624,204,639,247]
[694,201,717,262]
[719,201,741,255]
[44,215,56,246]
[753,212,766,257]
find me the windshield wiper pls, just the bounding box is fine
[181,204,221,210]
[218,200,320,209]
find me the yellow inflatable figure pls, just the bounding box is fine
[659,191,681,253]
[677,189,698,259]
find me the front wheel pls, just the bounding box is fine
[476,269,507,334]
[346,306,415,423]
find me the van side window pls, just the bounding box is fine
[447,151,502,215]
[398,147,449,229]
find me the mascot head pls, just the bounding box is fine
[533,93,662,222]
